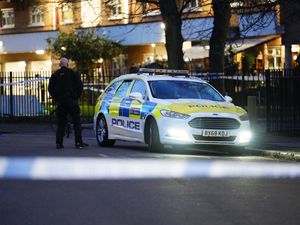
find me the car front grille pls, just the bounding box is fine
[193,135,236,142]
[188,117,240,130]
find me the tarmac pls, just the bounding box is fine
[0,120,299,161]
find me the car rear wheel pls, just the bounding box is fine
[96,115,115,147]
[148,119,164,153]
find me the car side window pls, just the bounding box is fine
[130,80,148,100]
[114,80,132,97]
[106,80,122,95]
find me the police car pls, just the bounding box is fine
[94,68,252,152]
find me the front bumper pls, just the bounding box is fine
[156,115,252,147]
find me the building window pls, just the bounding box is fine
[187,0,200,8]
[31,6,44,26]
[109,0,122,19]
[62,3,73,24]
[1,8,14,28]
[230,1,244,8]
[142,3,160,17]
[184,0,202,12]
[267,47,282,69]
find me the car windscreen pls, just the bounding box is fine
[148,80,225,101]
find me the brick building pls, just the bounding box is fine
[0,0,296,75]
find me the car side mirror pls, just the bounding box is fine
[224,96,233,102]
[129,92,144,103]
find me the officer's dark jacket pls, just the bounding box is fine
[48,67,83,101]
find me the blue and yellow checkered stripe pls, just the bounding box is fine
[100,96,157,119]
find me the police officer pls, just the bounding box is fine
[48,57,88,149]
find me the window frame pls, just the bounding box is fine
[108,0,122,20]
[130,79,149,101]
[61,3,74,24]
[105,80,122,95]
[114,80,133,98]
[183,0,202,13]
[230,1,244,8]
[1,8,14,29]
[141,2,161,17]
[31,6,45,26]
[267,46,282,69]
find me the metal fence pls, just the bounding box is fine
[0,71,51,120]
[2,69,298,134]
[0,69,267,123]
[266,69,300,134]
[0,69,118,123]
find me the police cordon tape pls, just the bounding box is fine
[0,77,49,87]
[1,157,300,180]
[0,78,104,92]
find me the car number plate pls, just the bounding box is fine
[203,130,229,137]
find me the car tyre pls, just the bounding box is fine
[96,115,115,147]
[148,119,164,153]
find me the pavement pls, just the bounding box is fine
[0,120,299,161]
[247,119,300,161]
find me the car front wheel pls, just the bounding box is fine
[148,119,164,153]
[96,115,115,147]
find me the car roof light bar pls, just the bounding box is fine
[138,68,189,76]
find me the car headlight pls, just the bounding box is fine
[160,109,190,119]
[239,113,249,121]
[237,130,252,143]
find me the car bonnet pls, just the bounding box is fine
[155,99,246,116]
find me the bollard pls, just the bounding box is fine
[247,96,257,125]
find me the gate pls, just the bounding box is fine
[266,69,300,134]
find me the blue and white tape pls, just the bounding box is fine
[0,77,49,87]
[1,157,300,180]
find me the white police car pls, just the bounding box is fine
[94,68,252,152]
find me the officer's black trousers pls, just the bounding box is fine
[56,99,82,144]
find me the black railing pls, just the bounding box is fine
[0,70,267,122]
[266,69,300,134]
[2,69,298,134]
[0,70,114,123]
[0,71,51,121]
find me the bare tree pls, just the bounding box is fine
[130,0,280,71]
[208,0,280,73]
[158,1,185,69]
[125,0,193,69]
[209,0,231,73]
